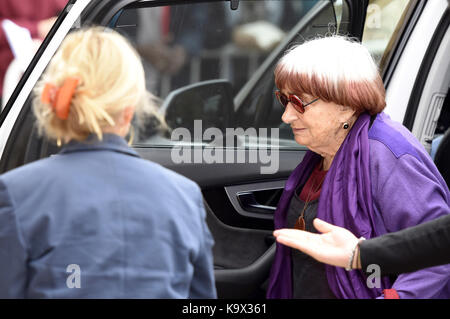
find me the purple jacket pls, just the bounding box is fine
[267,112,450,299]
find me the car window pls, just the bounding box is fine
[112,0,338,150]
[234,1,344,150]
[361,0,414,70]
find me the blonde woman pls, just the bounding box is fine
[0,27,216,298]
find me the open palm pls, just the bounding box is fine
[273,218,359,268]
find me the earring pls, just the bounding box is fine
[343,123,349,130]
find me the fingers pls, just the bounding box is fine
[313,218,339,234]
[273,228,314,250]
[275,234,302,250]
[273,228,310,240]
[273,228,322,260]
[273,221,359,268]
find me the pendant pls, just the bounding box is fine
[294,216,305,231]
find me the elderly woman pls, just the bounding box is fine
[267,36,450,299]
[0,27,216,298]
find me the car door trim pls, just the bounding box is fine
[384,0,448,124]
[381,0,424,87]
[403,7,450,130]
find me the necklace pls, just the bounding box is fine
[294,167,327,231]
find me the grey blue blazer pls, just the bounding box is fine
[0,134,216,298]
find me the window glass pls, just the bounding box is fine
[229,0,341,150]
[362,0,413,69]
[113,0,338,149]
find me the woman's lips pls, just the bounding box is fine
[292,128,306,134]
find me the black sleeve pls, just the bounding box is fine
[360,214,450,276]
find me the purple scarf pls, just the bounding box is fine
[267,113,392,299]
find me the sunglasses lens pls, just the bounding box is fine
[290,96,305,113]
[276,92,287,107]
[275,91,305,113]
[281,95,289,107]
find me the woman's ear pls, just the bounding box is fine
[338,105,358,123]
[122,105,135,126]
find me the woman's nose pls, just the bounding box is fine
[281,103,300,124]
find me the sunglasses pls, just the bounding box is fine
[275,90,319,114]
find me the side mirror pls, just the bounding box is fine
[161,80,235,133]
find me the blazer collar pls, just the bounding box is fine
[59,134,140,158]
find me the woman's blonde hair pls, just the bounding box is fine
[33,26,165,143]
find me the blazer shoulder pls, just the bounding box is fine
[1,156,59,186]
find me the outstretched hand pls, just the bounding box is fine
[273,218,360,268]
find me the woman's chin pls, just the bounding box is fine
[294,136,309,147]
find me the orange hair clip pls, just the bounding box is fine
[41,77,80,120]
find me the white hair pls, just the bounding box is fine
[275,35,386,115]
[281,36,379,83]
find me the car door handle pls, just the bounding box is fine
[225,181,285,219]
[236,191,276,215]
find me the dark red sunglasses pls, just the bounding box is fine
[275,90,319,114]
